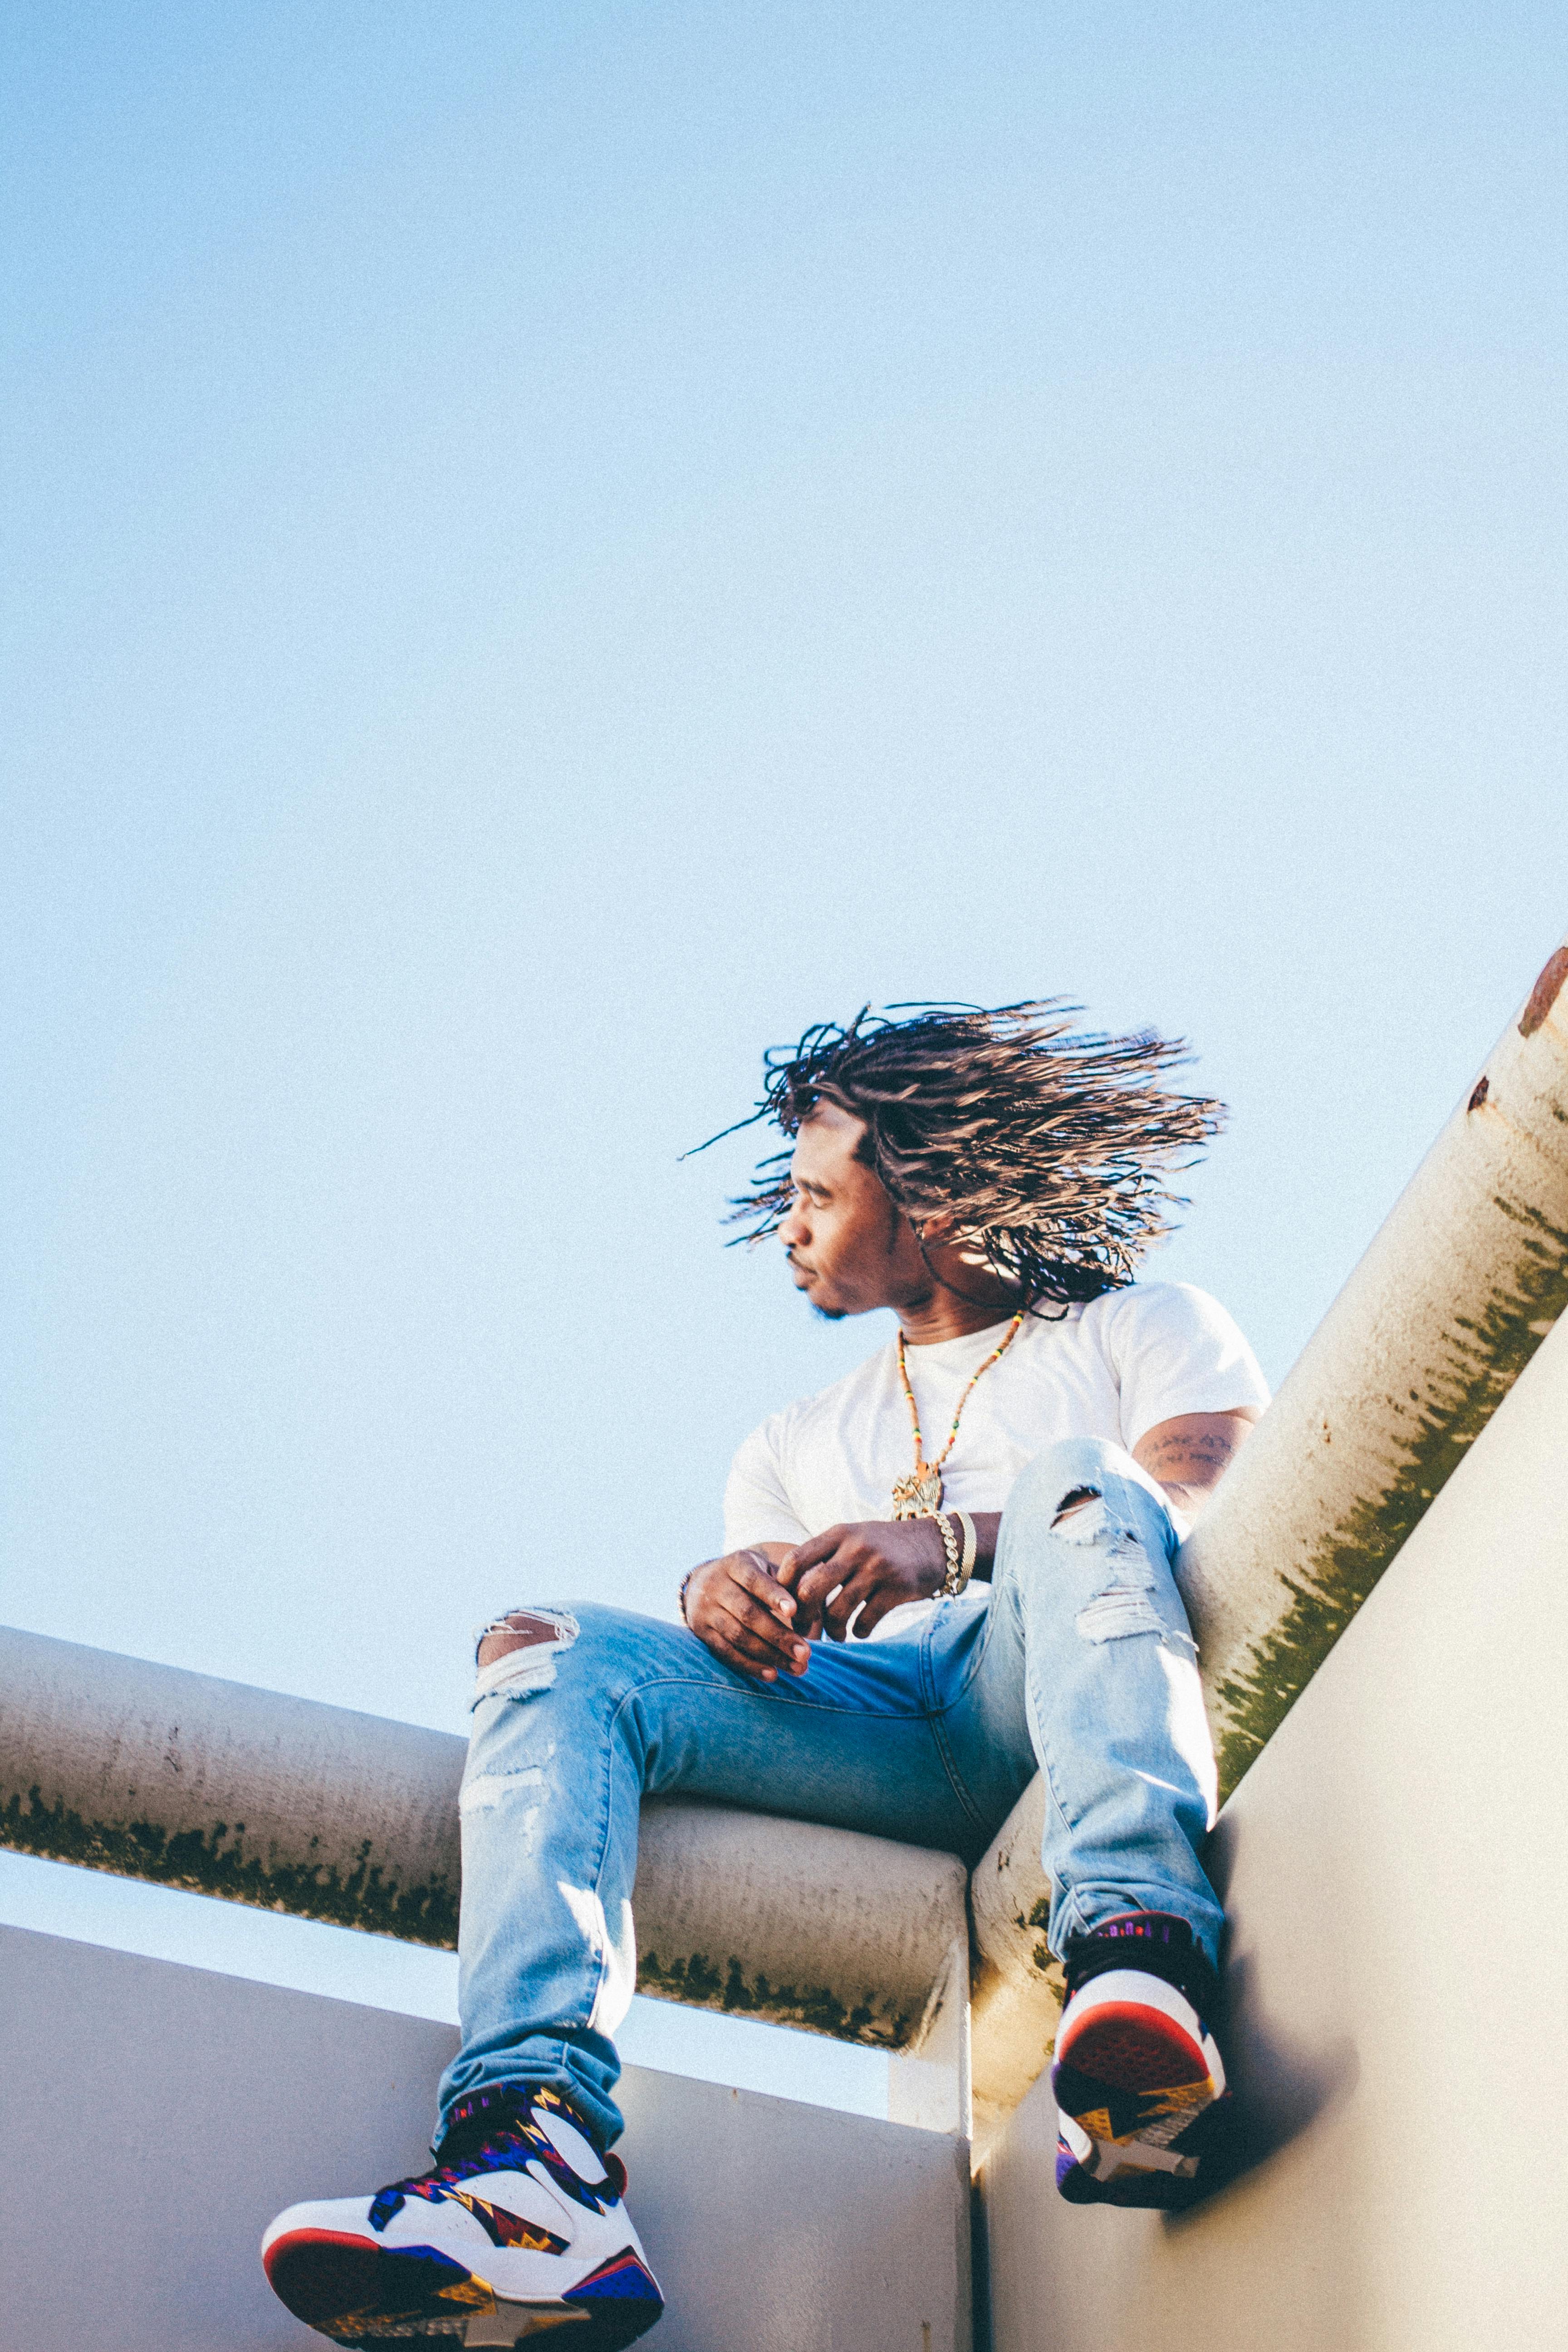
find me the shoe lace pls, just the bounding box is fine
[369,2090,624,2233]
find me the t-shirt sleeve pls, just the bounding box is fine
[722,1416,812,1552]
[1105,1283,1271,1452]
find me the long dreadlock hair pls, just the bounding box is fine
[697,1001,1225,1307]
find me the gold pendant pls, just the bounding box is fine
[891,1462,944,1519]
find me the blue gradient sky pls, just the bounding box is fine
[4,2,1565,2112]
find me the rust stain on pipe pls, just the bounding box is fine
[1520,944,1568,1038]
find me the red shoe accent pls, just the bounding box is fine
[264,2228,477,2330]
[264,2230,384,2324]
[1059,2000,1208,2091]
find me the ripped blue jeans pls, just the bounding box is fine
[439,1437,1221,2151]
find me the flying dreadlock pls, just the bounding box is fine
[697,1001,1225,1307]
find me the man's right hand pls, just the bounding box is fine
[682,1549,812,1682]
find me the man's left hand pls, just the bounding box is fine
[779,1519,948,1641]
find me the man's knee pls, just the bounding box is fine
[471,1604,583,1705]
[469,1597,662,1708]
[476,1607,579,1670]
[1009,1435,1134,1526]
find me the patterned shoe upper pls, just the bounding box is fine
[1061,1909,1221,2023]
[368,2086,627,2239]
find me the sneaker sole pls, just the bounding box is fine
[1053,1992,1225,2210]
[264,2230,663,2347]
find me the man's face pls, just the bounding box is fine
[775,1102,928,1319]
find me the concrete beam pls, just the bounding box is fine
[968,930,1568,2131]
[0,1623,966,2051]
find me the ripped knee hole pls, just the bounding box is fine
[472,1608,579,1707]
[478,1610,573,1667]
[1051,1485,1102,1528]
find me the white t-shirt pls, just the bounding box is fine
[723,1282,1269,1641]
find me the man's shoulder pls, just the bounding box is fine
[739,1338,895,1457]
[1078,1277,1235,1330]
[1067,1279,1249,1364]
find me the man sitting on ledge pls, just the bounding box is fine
[263,1001,1268,2347]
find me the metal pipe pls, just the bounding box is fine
[968,931,1568,2131]
[0,1622,966,2050]
[1191,929,1568,1796]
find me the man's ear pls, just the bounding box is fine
[921,1206,958,1242]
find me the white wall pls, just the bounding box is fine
[0,1924,970,2352]
[979,1308,1568,2351]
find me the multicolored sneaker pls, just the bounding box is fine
[1051,1912,1229,2209]
[261,2085,664,2346]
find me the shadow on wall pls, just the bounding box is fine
[1170,1814,1362,2225]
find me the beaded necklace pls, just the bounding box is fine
[890,1310,1025,1519]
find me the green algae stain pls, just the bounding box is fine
[0,1783,459,1947]
[637,1946,908,2047]
[1021,1894,1067,1982]
[1214,1199,1568,1805]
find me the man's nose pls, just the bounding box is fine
[778,1205,808,1249]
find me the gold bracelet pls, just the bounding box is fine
[953,1510,977,1588]
[936,1511,963,1598]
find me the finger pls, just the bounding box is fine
[720,1591,810,1665]
[785,1527,846,1574]
[704,1628,777,1681]
[719,1619,810,1680]
[794,1575,846,1636]
[852,1581,908,1637]
[794,1549,855,1610]
[773,1563,823,1640]
[823,1562,884,1637]
[796,1564,870,1624]
[789,1587,824,1642]
[823,1571,877,1641]
[711,1614,809,1680]
[729,1553,798,1622]
[773,1553,823,1617]
[714,1612,789,1667]
[723,1580,807,1646]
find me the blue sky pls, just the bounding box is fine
[4,2,1566,2113]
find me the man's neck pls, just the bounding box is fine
[894,1286,1024,1348]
